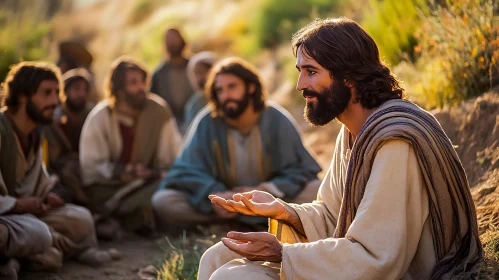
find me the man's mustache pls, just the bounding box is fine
[222,99,241,107]
[42,105,57,112]
[302,90,320,98]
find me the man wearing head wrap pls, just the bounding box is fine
[43,68,95,204]
[183,51,217,131]
[150,28,194,134]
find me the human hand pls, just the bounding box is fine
[46,193,65,209]
[135,164,153,179]
[10,197,48,216]
[211,191,239,219]
[209,190,287,220]
[221,231,282,262]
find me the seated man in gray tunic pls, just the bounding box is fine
[0,62,118,279]
[153,57,321,230]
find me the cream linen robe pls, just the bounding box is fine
[79,95,181,187]
[0,124,96,260]
[199,126,436,280]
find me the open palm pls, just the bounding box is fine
[209,190,285,219]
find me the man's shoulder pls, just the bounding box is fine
[264,101,301,132]
[86,100,112,122]
[265,102,296,121]
[145,93,174,119]
[152,61,170,76]
[192,106,217,127]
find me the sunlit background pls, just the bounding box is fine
[1,0,497,110]
[1,1,499,279]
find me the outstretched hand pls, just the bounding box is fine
[209,190,286,220]
[221,231,282,262]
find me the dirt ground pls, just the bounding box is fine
[19,234,164,280]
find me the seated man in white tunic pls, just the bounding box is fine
[201,18,483,280]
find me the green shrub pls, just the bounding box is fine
[156,232,218,280]
[252,0,340,49]
[361,0,427,65]
[412,0,499,108]
[0,9,51,82]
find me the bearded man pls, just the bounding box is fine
[80,56,181,238]
[0,62,118,280]
[153,57,321,231]
[43,68,94,204]
[202,18,483,280]
[150,28,194,133]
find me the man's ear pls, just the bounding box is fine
[344,79,355,89]
[248,83,256,95]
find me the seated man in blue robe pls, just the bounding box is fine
[152,57,321,229]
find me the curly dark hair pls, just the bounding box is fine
[104,56,148,105]
[205,57,266,116]
[1,61,61,111]
[292,17,404,109]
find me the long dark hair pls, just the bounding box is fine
[104,56,148,106]
[2,61,61,112]
[292,17,404,109]
[205,57,266,116]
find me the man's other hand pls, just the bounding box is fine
[10,197,48,216]
[209,190,286,220]
[221,231,282,262]
[211,191,238,219]
[46,193,65,209]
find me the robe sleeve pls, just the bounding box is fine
[80,110,123,186]
[0,136,17,215]
[280,140,430,280]
[268,111,321,199]
[159,114,227,214]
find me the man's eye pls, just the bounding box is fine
[308,70,316,76]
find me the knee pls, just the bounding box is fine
[63,205,95,240]
[209,260,247,280]
[24,216,53,252]
[152,189,181,216]
[37,221,53,251]
[200,241,230,265]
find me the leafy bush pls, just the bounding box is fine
[411,0,499,108]
[0,8,52,82]
[361,0,427,65]
[252,0,340,49]
[156,231,218,280]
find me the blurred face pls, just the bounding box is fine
[295,46,351,126]
[214,73,252,119]
[193,62,211,90]
[65,79,89,112]
[26,80,59,124]
[165,31,184,57]
[122,69,147,110]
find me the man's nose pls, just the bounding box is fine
[51,91,60,105]
[296,73,308,92]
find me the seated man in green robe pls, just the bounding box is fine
[153,57,321,230]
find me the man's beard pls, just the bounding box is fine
[303,78,351,126]
[65,98,86,113]
[122,89,147,110]
[221,90,250,119]
[26,98,55,125]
